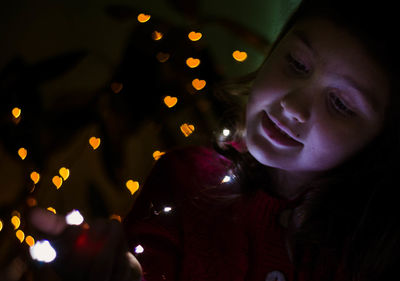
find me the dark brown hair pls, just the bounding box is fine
[213,0,400,280]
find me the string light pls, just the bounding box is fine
[232,50,248,62]
[18,148,27,160]
[222,129,231,137]
[163,206,172,213]
[110,214,122,222]
[89,136,101,150]
[25,235,35,247]
[12,211,21,217]
[30,240,57,263]
[47,207,56,214]
[152,30,163,41]
[59,167,70,181]
[152,150,165,160]
[5,9,250,265]
[110,82,123,94]
[12,107,21,118]
[192,79,206,91]
[30,171,40,184]
[126,180,139,195]
[180,123,195,137]
[137,13,151,23]
[163,96,178,108]
[0,220,3,231]
[186,57,200,68]
[26,197,38,207]
[11,216,20,230]
[52,176,63,189]
[188,31,202,41]
[134,245,144,254]
[156,52,170,63]
[221,175,232,183]
[65,210,84,226]
[16,230,25,243]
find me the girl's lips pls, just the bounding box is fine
[261,111,303,147]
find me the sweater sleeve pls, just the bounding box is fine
[122,145,244,281]
[122,148,186,281]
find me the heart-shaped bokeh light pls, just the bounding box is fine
[30,171,40,184]
[25,235,35,247]
[188,31,202,41]
[110,82,123,94]
[52,176,63,189]
[186,57,200,68]
[152,30,163,41]
[59,167,70,181]
[18,148,27,160]
[11,216,20,230]
[163,96,178,108]
[89,137,101,150]
[126,180,139,195]
[12,107,21,118]
[233,50,248,62]
[137,13,151,23]
[192,79,206,90]
[153,150,166,160]
[156,52,170,63]
[180,123,195,137]
[47,207,57,214]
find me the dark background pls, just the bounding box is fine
[0,0,299,279]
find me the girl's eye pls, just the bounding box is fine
[329,92,355,116]
[286,54,310,74]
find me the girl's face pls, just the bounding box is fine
[245,18,389,174]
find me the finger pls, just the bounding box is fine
[85,222,143,281]
[126,251,143,281]
[29,208,67,235]
[107,251,143,281]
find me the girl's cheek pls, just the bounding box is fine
[252,57,293,102]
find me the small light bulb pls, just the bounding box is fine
[11,216,21,230]
[222,129,230,137]
[30,171,40,184]
[30,240,57,263]
[47,207,56,214]
[16,230,25,243]
[221,175,231,183]
[134,245,144,254]
[12,107,22,118]
[18,147,27,160]
[163,206,172,213]
[25,235,35,247]
[65,210,84,226]
[126,180,140,195]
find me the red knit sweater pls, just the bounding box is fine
[123,146,311,281]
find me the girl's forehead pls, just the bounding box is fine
[283,18,390,114]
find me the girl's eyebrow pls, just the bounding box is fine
[292,30,319,58]
[292,29,379,114]
[336,74,379,113]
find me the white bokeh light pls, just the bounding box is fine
[29,240,57,263]
[222,129,230,137]
[134,245,144,254]
[163,206,172,213]
[221,175,231,183]
[65,209,84,226]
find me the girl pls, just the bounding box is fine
[31,0,400,280]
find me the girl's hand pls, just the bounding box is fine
[29,208,143,281]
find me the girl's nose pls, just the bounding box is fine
[279,92,310,123]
